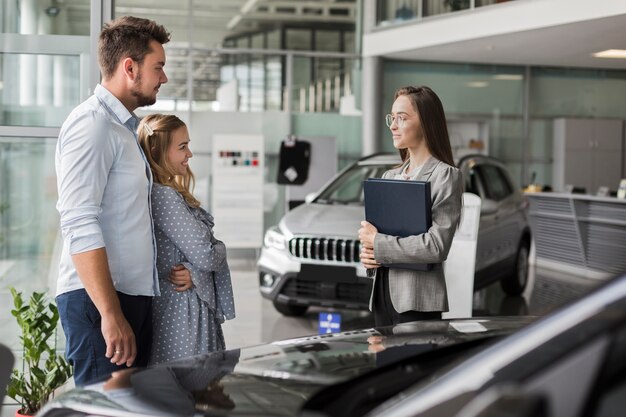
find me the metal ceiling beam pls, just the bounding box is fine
[227,0,356,31]
[115,7,237,19]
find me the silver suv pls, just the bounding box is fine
[258,154,532,316]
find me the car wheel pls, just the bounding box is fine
[273,301,308,317]
[500,239,530,296]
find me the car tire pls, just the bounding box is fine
[500,238,530,296]
[273,301,308,317]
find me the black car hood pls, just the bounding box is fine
[40,317,534,417]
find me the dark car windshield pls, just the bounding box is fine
[316,164,394,205]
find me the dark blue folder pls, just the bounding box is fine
[363,178,433,271]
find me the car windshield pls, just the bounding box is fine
[316,164,393,205]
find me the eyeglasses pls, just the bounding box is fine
[385,113,409,128]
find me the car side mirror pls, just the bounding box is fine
[305,192,317,204]
[456,386,549,417]
[480,199,498,215]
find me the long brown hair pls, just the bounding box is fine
[138,114,200,208]
[393,86,455,168]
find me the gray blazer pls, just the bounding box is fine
[369,156,462,313]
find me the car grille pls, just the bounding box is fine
[288,237,361,263]
[282,279,371,304]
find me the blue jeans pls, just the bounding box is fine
[56,289,152,386]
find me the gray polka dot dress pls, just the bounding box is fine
[149,183,236,365]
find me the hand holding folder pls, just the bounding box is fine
[363,178,433,271]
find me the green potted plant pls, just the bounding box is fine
[7,288,72,416]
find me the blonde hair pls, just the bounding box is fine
[138,114,200,208]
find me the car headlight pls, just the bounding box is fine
[263,227,287,251]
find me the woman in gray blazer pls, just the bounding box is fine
[359,86,462,327]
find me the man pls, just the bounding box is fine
[55,16,183,385]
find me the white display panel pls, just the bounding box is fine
[211,134,264,248]
[443,192,481,319]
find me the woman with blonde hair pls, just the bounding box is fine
[138,114,235,364]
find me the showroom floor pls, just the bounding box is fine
[0,253,604,416]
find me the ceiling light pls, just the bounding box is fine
[592,49,626,59]
[493,74,523,81]
[226,15,242,30]
[241,0,259,14]
[466,81,489,88]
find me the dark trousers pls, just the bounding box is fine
[373,268,441,327]
[56,289,152,386]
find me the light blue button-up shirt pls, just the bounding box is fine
[55,84,159,297]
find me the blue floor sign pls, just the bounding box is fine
[318,312,341,334]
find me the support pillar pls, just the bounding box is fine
[361,56,382,156]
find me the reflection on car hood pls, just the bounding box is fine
[40,317,534,417]
[280,203,364,238]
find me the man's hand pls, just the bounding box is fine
[102,312,137,367]
[72,248,137,367]
[169,264,193,292]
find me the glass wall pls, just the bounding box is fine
[0,138,58,294]
[382,59,626,188]
[376,0,516,26]
[146,22,358,112]
[175,49,360,114]
[0,0,89,126]
[288,57,358,114]
[1,52,83,127]
[218,53,285,112]
[0,0,90,35]
[0,3,88,289]
[528,67,626,187]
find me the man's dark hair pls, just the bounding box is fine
[98,16,170,80]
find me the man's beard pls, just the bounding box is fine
[131,70,157,107]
